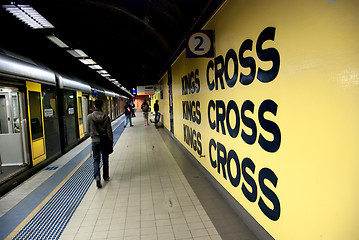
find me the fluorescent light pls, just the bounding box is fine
[79,58,96,65]
[75,49,88,57]
[2,4,54,29]
[88,65,102,70]
[47,36,69,48]
[101,73,111,77]
[97,70,108,74]
[67,49,88,58]
[67,50,80,57]
[19,5,54,28]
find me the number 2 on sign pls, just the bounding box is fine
[189,32,211,55]
[194,36,205,51]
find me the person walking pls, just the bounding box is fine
[130,100,136,117]
[151,100,160,124]
[141,100,150,126]
[124,100,133,128]
[87,100,113,188]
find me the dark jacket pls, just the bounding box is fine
[124,102,131,115]
[141,102,149,112]
[154,102,159,112]
[87,109,113,143]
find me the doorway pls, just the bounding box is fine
[0,88,29,181]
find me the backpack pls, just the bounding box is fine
[142,104,148,112]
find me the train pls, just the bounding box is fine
[0,49,128,195]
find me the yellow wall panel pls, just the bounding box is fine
[159,0,359,239]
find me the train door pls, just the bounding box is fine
[110,97,114,119]
[42,86,61,158]
[26,81,46,165]
[89,95,94,113]
[76,91,85,138]
[107,97,111,117]
[82,95,89,134]
[0,93,10,134]
[114,98,118,118]
[0,89,29,169]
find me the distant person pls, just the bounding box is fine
[87,100,113,189]
[154,100,159,116]
[124,100,133,128]
[141,100,150,126]
[130,100,136,117]
[151,100,160,124]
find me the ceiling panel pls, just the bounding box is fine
[0,0,223,96]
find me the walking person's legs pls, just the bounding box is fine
[92,142,102,188]
[143,112,147,126]
[154,111,158,125]
[124,115,130,127]
[129,115,133,126]
[145,113,149,125]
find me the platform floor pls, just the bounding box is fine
[0,112,258,240]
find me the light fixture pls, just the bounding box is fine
[3,4,54,29]
[67,49,88,58]
[79,58,96,65]
[88,65,102,70]
[96,70,108,74]
[47,36,69,48]
[4,4,126,92]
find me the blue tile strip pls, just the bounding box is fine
[13,158,94,240]
[0,116,125,240]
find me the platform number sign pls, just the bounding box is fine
[186,30,214,58]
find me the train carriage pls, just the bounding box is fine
[0,50,126,188]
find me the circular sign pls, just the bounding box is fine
[188,32,212,56]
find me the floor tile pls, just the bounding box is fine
[1,114,259,240]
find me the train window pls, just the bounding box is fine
[63,90,75,116]
[0,95,8,134]
[11,93,20,133]
[77,96,83,124]
[89,99,94,112]
[42,89,57,119]
[29,91,43,140]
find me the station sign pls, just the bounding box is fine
[186,30,214,58]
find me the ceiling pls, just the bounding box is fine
[0,0,223,97]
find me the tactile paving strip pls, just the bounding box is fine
[5,118,124,240]
[12,155,95,240]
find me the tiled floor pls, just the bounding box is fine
[0,139,91,219]
[0,112,259,240]
[60,115,222,240]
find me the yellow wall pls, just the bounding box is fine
[158,0,359,239]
